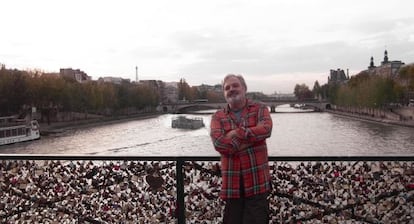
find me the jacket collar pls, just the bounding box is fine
[224,99,254,114]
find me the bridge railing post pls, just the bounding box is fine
[176,158,186,224]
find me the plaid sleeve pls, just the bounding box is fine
[238,103,273,143]
[210,112,240,155]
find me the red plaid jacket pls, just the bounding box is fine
[210,99,272,199]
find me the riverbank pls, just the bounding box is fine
[39,113,162,135]
[327,109,414,128]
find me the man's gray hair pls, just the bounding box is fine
[222,74,247,91]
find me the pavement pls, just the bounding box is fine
[328,109,414,128]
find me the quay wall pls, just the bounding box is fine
[328,106,414,128]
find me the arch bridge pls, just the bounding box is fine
[161,99,330,114]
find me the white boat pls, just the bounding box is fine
[171,116,205,129]
[0,116,40,146]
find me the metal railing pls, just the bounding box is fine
[0,155,413,223]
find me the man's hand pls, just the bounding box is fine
[225,129,252,152]
[225,129,239,139]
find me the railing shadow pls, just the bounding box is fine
[0,155,413,223]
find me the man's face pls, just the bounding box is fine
[223,76,246,106]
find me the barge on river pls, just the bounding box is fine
[0,116,40,146]
[171,116,205,129]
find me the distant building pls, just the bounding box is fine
[98,76,130,85]
[60,68,91,83]
[366,50,405,78]
[196,84,216,92]
[139,80,163,90]
[163,82,179,104]
[195,84,223,95]
[268,93,296,99]
[328,68,349,85]
[246,92,268,100]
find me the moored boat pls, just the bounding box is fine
[0,116,40,146]
[171,116,205,129]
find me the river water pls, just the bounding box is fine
[1,105,413,156]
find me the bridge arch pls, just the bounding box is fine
[175,104,220,114]
[263,101,330,112]
[162,100,330,113]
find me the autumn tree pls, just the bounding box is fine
[398,64,414,102]
[206,90,224,103]
[312,80,322,99]
[189,86,200,101]
[178,78,192,101]
[0,68,31,115]
[294,83,314,100]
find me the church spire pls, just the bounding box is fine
[382,49,389,65]
[369,56,375,69]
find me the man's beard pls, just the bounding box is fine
[226,93,244,105]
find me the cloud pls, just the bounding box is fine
[173,36,358,75]
[2,0,414,94]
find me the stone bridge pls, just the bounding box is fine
[161,99,330,113]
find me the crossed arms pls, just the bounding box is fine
[210,105,273,155]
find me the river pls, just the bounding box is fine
[1,105,413,156]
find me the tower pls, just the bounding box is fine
[369,56,375,69]
[382,50,389,65]
[135,66,138,82]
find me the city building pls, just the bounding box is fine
[196,84,220,93]
[98,76,130,85]
[163,82,179,104]
[366,50,405,78]
[59,68,91,83]
[328,68,349,85]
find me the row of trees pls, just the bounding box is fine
[334,73,401,108]
[3,62,413,118]
[177,78,224,103]
[0,67,159,117]
[0,65,226,119]
[295,63,414,108]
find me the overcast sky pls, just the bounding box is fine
[1,0,414,93]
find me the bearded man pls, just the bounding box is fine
[210,74,273,224]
